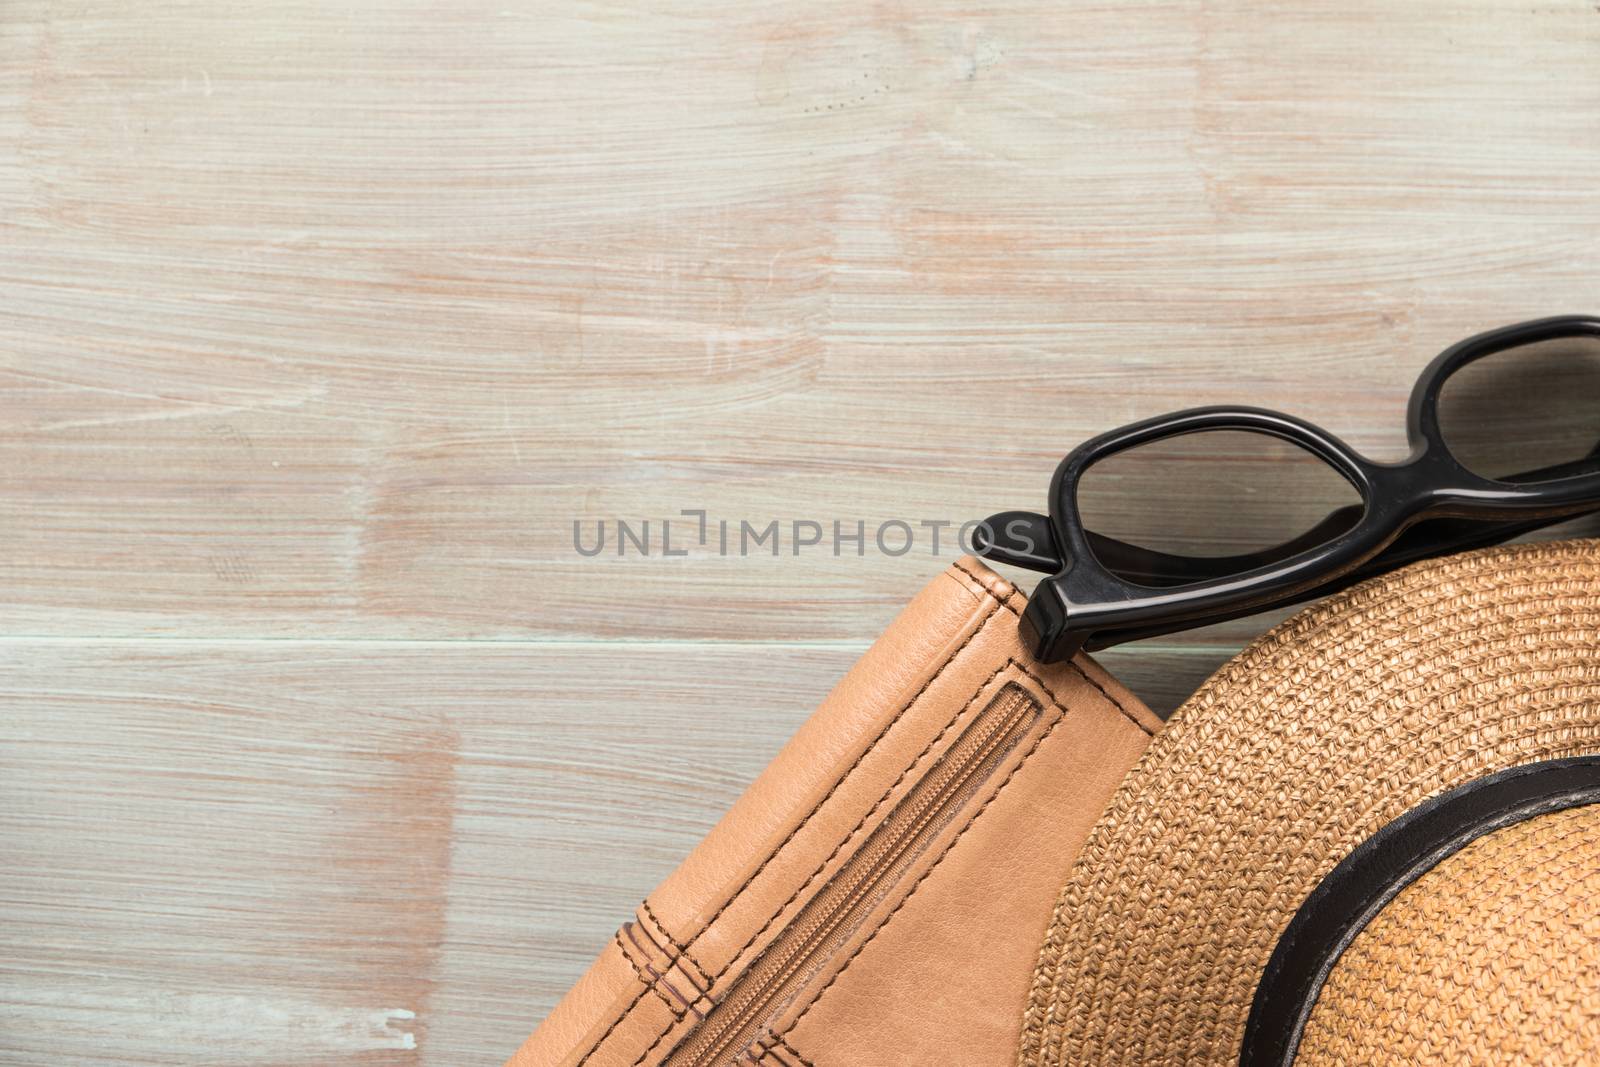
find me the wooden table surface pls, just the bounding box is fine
[3,2,1599,1063]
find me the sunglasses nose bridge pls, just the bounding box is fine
[1361,441,1469,514]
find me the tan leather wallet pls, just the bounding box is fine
[505,558,1162,1067]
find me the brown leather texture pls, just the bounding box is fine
[504,558,1161,1067]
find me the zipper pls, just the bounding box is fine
[664,683,1043,1065]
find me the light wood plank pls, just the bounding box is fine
[0,640,853,1064]
[4,1,1599,640]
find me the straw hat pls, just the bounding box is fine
[1019,538,1600,1066]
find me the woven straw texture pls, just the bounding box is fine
[1296,802,1600,1067]
[1018,538,1600,1066]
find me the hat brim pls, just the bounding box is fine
[1019,538,1600,1066]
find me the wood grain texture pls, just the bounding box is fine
[2,1,1599,1062]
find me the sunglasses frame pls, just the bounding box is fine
[983,315,1600,663]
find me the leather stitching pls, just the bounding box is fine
[743,1036,773,1066]
[940,567,987,608]
[575,567,1146,1066]
[615,929,694,1021]
[948,560,1147,736]
[574,977,655,1067]
[693,614,1023,990]
[774,664,1080,1043]
[636,900,712,995]
[623,923,709,1019]
[586,929,708,1067]
[628,914,676,967]
[742,1045,777,1066]
[770,1033,816,1067]
[630,1004,685,1066]
[627,600,1006,1065]
[643,656,1074,1065]
[1066,661,1147,736]
[948,558,995,601]
[643,899,711,991]
[676,597,1004,957]
[952,557,1020,611]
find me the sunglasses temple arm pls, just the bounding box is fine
[1344,511,1589,584]
[1082,509,1596,650]
[1342,451,1600,582]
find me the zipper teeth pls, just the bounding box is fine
[667,685,1042,1066]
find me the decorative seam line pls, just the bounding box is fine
[639,899,711,993]
[952,557,1019,610]
[1065,660,1147,736]
[770,1033,817,1067]
[948,558,1147,737]
[575,964,657,1067]
[577,575,1145,1067]
[774,664,1076,1042]
[624,601,1007,1066]
[640,902,710,991]
[622,923,708,1019]
[614,929,695,1021]
[678,598,1004,956]
[640,656,1068,1067]
[697,631,1026,990]
[743,1034,799,1067]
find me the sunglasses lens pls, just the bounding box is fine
[1077,430,1365,588]
[1437,333,1600,483]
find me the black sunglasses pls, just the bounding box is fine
[976,315,1600,663]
